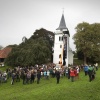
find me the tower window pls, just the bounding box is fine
[59,36,63,41]
[60,45,62,48]
[59,54,61,58]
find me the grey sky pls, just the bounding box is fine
[0,0,100,51]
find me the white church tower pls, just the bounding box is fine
[53,13,73,67]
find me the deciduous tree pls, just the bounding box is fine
[73,22,100,64]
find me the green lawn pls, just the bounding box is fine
[0,67,100,100]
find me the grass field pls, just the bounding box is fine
[0,67,100,100]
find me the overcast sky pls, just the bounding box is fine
[0,0,100,51]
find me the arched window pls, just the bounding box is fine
[59,54,61,58]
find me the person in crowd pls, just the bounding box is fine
[55,69,60,84]
[22,71,26,85]
[95,63,98,71]
[30,70,35,83]
[47,70,50,79]
[11,70,15,85]
[68,67,70,79]
[80,64,84,71]
[84,64,89,76]
[52,69,55,78]
[3,71,7,82]
[43,70,47,79]
[60,69,64,78]
[65,67,68,78]
[76,66,80,79]
[73,67,77,80]
[34,69,37,82]
[70,68,75,82]
[16,71,20,82]
[7,68,12,79]
[41,71,43,78]
[0,71,2,83]
[92,65,96,80]
[37,70,41,84]
[26,71,31,84]
[88,65,93,82]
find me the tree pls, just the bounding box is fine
[0,45,3,50]
[77,50,84,60]
[30,28,54,47]
[73,22,100,64]
[5,28,54,67]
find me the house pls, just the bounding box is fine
[0,47,12,65]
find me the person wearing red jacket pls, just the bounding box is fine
[70,68,75,82]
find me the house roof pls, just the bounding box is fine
[56,14,68,30]
[0,47,12,58]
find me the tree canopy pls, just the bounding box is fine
[5,28,54,66]
[0,45,3,50]
[73,22,100,64]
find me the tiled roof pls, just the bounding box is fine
[0,47,12,58]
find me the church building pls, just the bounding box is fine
[53,13,73,67]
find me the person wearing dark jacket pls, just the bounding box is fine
[22,71,26,85]
[92,68,96,80]
[11,71,15,85]
[88,65,93,82]
[68,67,70,79]
[31,71,35,83]
[55,70,60,84]
[37,70,41,84]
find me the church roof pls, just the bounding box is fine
[56,14,68,30]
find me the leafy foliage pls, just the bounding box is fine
[73,22,100,64]
[5,28,54,66]
[0,45,3,50]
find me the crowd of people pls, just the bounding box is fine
[0,63,98,85]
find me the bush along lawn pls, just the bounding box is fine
[0,67,100,100]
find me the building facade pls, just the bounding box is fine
[53,14,73,67]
